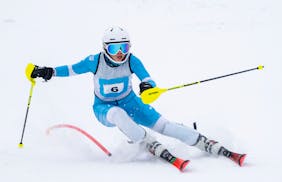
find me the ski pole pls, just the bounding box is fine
[19,63,36,148]
[141,65,264,104]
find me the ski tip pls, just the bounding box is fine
[173,158,190,172]
[238,154,247,167]
[179,160,190,172]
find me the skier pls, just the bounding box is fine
[29,26,246,170]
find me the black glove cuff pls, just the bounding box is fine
[139,82,153,94]
[43,67,54,80]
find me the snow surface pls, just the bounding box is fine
[1,0,282,181]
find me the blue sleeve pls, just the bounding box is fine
[54,54,100,77]
[129,54,156,87]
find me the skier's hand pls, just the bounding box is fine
[31,65,54,81]
[139,82,153,95]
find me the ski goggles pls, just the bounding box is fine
[105,42,130,55]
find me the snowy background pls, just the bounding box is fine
[1,0,282,181]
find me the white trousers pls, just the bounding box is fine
[106,106,200,145]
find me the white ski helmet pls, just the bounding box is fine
[102,26,131,65]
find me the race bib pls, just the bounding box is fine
[103,83,124,94]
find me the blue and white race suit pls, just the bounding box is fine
[54,52,161,128]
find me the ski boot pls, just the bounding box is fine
[194,134,246,166]
[143,133,190,171]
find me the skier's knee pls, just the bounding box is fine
[106,106,127,124]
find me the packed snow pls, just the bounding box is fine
[1,0,282,181]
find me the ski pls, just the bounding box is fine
[159,149,190,171]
